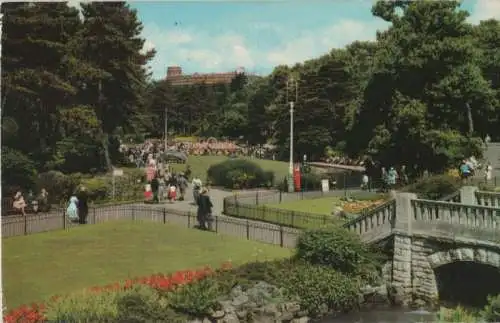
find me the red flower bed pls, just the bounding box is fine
[4,262,232,323]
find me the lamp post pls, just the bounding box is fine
[286,78,298,192]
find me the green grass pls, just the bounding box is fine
[224,193,388,229]
[267,197,342,215]
[170,155,292,183]
[3,221,291,308]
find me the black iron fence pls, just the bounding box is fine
[223,189,384,229]
[1,203,301,248]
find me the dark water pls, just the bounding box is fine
[316,309,437,323]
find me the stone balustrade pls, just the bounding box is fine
[475,190,500,208]
[411,199,499,235]
[343,200,396,242]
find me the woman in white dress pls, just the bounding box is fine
[485,162,493,182]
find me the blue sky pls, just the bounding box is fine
[125,0,500,80]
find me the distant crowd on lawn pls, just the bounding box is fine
[119,138,277,165]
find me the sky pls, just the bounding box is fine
[123,0,500,80]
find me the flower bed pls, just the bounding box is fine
[4,263,232,323]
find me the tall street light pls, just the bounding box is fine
[286,77,298,192]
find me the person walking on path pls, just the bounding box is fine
[77,186,89,224]
[177,173,188,201]
[196,188,213,230]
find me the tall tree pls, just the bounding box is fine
[76,2,154,169]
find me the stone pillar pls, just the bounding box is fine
[460,186,478,205]
[390,192,417,306]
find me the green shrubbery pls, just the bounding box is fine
[207,159,274,189]
[34,168,144,205]
[403,174,462,200]
[295,226,383,282]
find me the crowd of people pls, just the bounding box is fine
[141,152,214,230]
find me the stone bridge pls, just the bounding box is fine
[343,187,500,305]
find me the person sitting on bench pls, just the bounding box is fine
[12,191,27,216]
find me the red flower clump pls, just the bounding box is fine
[3,262,232,323]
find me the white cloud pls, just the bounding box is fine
[469,0,500,24]
[141,18,390,79]
[266,19,389,66]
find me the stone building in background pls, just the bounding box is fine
[165,66,248,86]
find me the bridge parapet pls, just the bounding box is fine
[475,190,500,207]
[343,200,396,242]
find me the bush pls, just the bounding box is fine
[403,174,461,200]
[295,226,381,277]
[481,294,500,322]
[36,171,81,204]
[207,159,274,189]
[302,172,322,191]
[282,262,360,317]
[45,289,119,322]
[168,277,221,318]
[116,285,185,323]
[81,177,109,202]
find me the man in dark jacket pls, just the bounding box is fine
[196,188,213,230]
[151,174,160,203]
[77,186,89,224]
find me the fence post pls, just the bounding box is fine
[163,208,166,224]
[24,215,28,235]
[62,210,66,230]
[279,225,284,247]
[188,212,191,228]
[223,197,227,214]
[256,191,259,205]
[93,207,97,224]
[215,216,218,233]
[279,190,282,203]
[246,220,250,240]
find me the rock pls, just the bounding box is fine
[297,310,309,317]
[284,302,301,313]
[291,317,311,323]
[202,318,211,323]
[387,284,405,306]
[279,311,294,320]
[236,310,248,319]
[222,313,240,323]
[361,283,389,306]
[260,303,280,316]
[231,294,249,307]
[211,310,225,319]
[219,300,235,314]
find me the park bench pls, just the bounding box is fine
[1,198,51,217]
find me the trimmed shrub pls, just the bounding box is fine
[207,159,274,189]
[403,174,461,200]
[295,226,382,278]
[282,262,360,317]
[301,172,322,191]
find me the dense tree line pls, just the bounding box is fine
[1,2,154,190]
[3,1,500,192]
[146,1,500,173]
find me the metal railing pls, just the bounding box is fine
[223,189,385,229]
[475,190,500,207]
[1,204,301,248]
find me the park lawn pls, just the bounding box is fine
[170,155,292,182]
[3,221,291,308]
[266,197,342,215]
